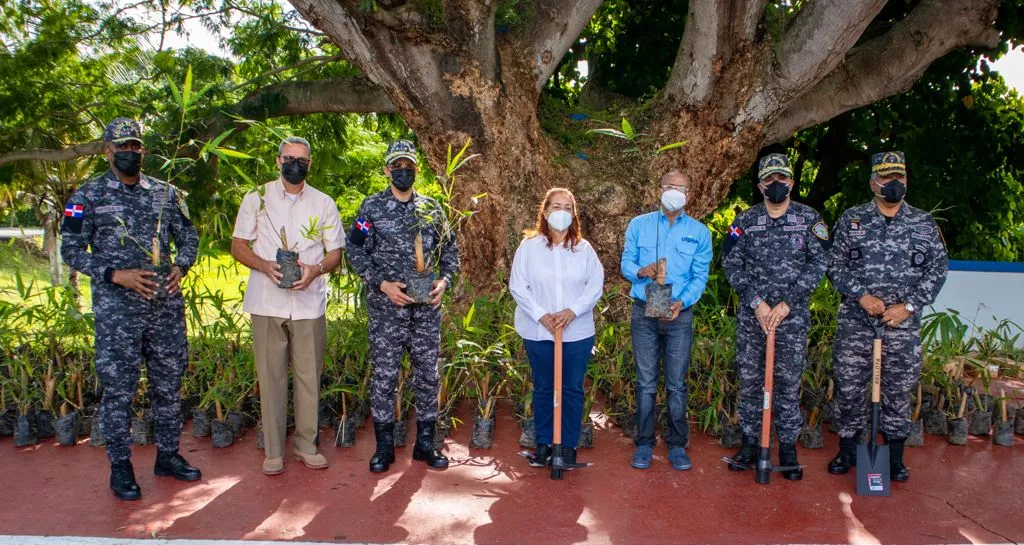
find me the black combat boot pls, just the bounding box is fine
[369,421,396,473]
[154,450,202,481]
[887,436,909,482]
[110,460,142,501]
[411,420,448,469]
[827,433,860,475]
[728,435,758,471]
[779,442,803,481]
[529,444,552,467]
[562,446,578,470]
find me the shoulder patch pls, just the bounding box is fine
[727,224,743,240]
[812,222,829,240]
[349,216,372,247]
[61,203,85,234]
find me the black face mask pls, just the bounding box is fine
[112,151,142,177]
[281,160,308,185]
[390,168,415,191]
[878,179,907,203]
[763,180,791,204]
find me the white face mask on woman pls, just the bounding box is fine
[660,189,686,212]
[547,210,573,232]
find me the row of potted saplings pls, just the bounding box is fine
[5,360,1021,450]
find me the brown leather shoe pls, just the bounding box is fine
[293,449,328,469]
[263,457,284,476]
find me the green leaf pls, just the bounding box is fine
[621,117,635,139]
[214,147,254,159]
[167,76,182,107]
[657,141,688,153]
[587,128,629,140]
[182,65,193,110]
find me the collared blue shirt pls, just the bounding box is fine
[621,210,713,308]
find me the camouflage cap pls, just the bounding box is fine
[384,139,418,166]
[103,117,143,144]
[757,153,793,181]
[871,151,906,176]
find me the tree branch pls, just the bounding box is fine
[0,76,396,167]
[0,142,103,168]
[520,0,603,93]
[765,0,1000,143]
[663,0,768,105]
[775,0,886,92]
[235,76,396,118]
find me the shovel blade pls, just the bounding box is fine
[856,443,890,497]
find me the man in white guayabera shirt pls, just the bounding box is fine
[510,187,604,470]
[231,136,344,476]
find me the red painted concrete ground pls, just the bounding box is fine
[1,407,1021,545]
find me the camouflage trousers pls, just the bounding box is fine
[94,295,189,463]
[367,290,441,424]
[832,310,922,441]
[736,309,810,444]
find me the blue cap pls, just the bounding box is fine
[384,139,418,165]
[103,117,143,144]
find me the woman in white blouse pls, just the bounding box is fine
[510,187,605,469]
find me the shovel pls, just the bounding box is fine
[550,326,592,478]
[856,318,890,497]
[721,329,801,482]
[519,326,591,475]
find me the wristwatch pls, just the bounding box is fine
[904,302,916,313]
[750,295,764,310]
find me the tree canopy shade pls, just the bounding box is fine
[2,0,1022,288]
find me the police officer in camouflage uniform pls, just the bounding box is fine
[61,118,201,500]
[827,151,948,483]
[721,153,829,480]
[347,139,459,473]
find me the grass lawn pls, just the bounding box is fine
[0,237,361,328]
[0,237,248,313]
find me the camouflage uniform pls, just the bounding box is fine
[61,169,197,464]
[828,155,948,441]
[347,188,460,423]
[723,199,830,443]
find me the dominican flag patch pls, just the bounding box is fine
[356,217,372,234]
[64,204,84,218]
[728,225,743,240]
[350,216,372,247]
[61,203,85,234]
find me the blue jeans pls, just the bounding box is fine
[524,337,594,448]
[631,300,694,448]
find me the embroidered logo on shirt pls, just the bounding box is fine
[728,225,743,240]
[812,222,829,240]
[850,219,861,230]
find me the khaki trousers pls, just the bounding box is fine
[251,314,326,458]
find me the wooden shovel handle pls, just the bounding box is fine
[553,327,564,445]
[760,330,776,449]
[871,339,882,404]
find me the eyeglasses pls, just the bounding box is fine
[280,155,310,167]
[661,185,687,193]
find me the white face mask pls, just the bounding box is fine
[547,210,573,232]
[661,189,686,212]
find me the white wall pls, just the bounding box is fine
[930,265,1024,346]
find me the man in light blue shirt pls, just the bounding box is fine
[620,170,712,470]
